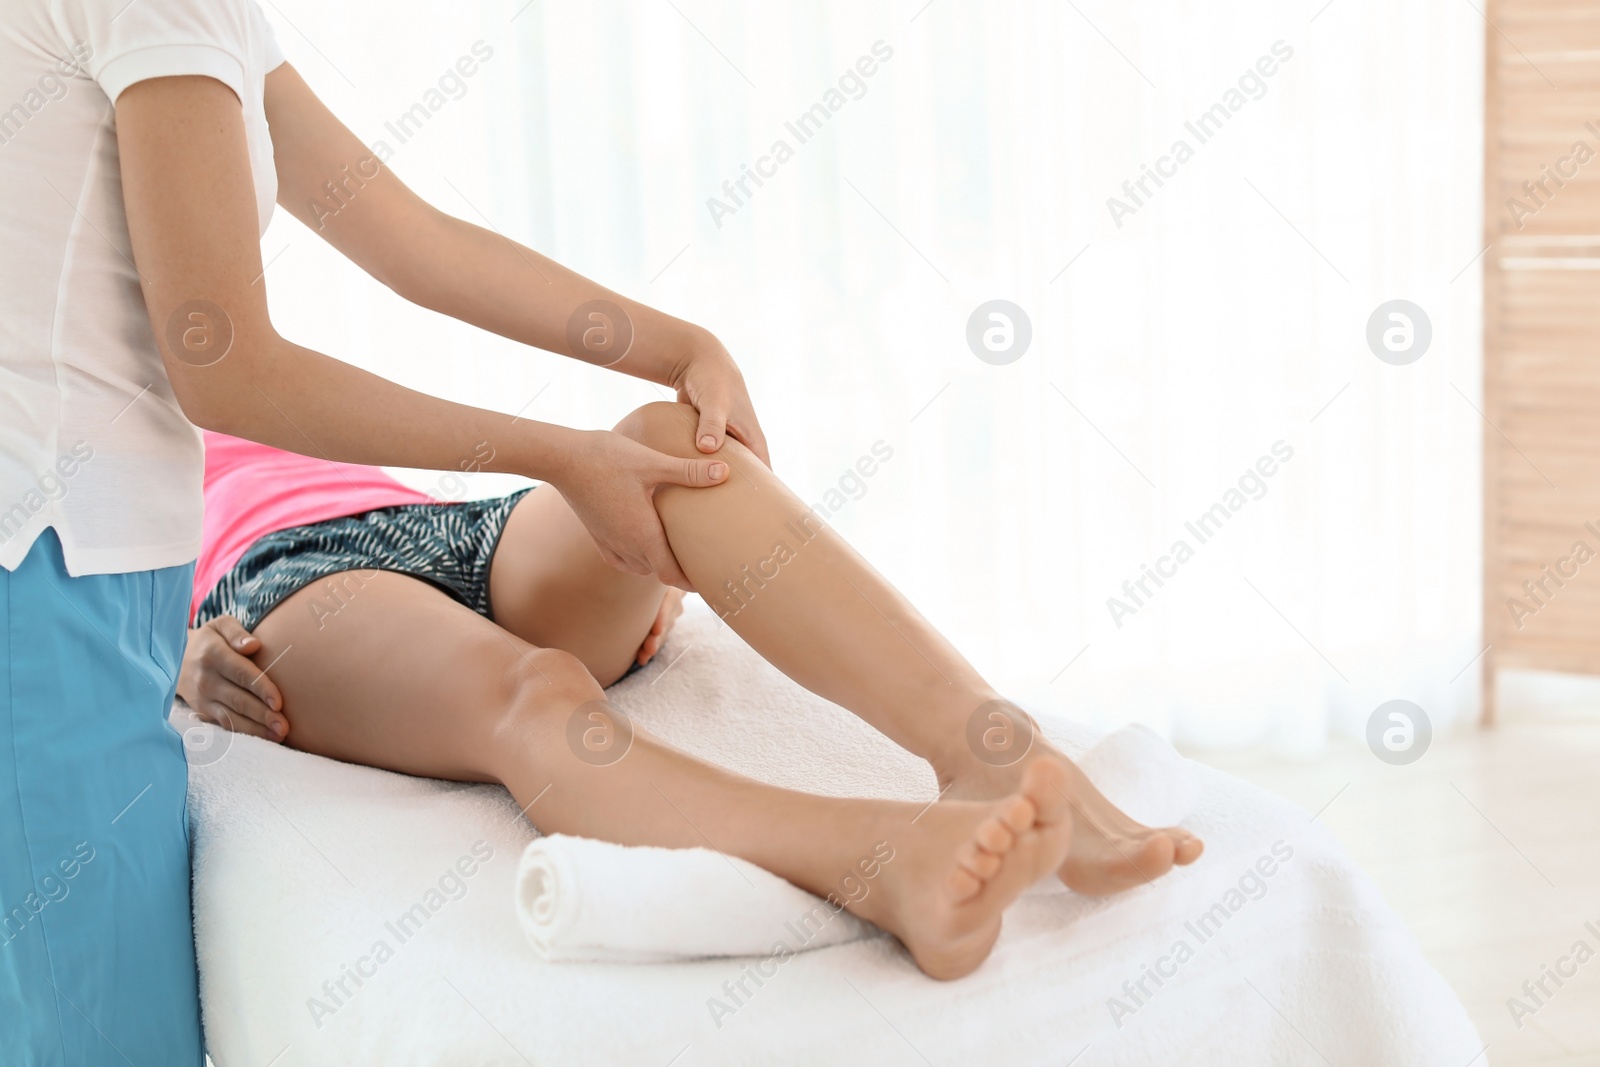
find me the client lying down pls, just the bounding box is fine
[179,414,1203,980]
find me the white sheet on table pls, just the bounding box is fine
[186,603,1485,1066]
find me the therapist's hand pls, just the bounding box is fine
[176,616,288,742]
[671,342,771,468]
[551,430,728,591]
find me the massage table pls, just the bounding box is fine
[185,604,1485,1065]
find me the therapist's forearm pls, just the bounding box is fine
[187,334,579,483]
[260,63,717,389]
[394,209,716,388]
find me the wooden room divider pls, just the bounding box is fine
[1481,0,1600,723]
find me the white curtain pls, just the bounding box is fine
[258,0,1484,753]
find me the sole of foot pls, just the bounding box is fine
[864,760,1074,980]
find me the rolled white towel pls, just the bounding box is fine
[1074,723,1202,829]
[516,834,880,963]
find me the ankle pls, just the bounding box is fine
[928,750,985,790]
[815,808,908,928]
[925,690,1024,788]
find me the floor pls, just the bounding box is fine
[1186,676,1600,1067]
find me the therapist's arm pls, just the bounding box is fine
[261,63,768,465]
[117,74,724,589]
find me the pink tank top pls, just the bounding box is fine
[192,431,433,621]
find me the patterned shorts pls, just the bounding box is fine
[195,488,535,632]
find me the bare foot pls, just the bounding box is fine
[947,736,1203,896]
[853,760,1073,980]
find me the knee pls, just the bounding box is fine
[492,646,603,741]
[614,401,763,471]
[612,401,703,458]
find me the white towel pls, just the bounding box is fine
[185,601,1487,1066]
[516,834,878,963]
[1074,723,1203,828]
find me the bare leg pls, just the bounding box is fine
[486,482,667,687]
[250,571,1071,978]
[490,403,1201,892]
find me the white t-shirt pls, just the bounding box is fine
[0,0,283,575]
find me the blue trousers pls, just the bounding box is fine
[0,530,203,1065]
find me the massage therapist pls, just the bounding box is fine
[0,0,765,1060]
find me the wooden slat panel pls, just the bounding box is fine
[1483,0,1600,720]
[1493,641,1600,675]
[1493,477,1600,515]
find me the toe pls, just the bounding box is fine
[957,840,1003,881]
[1130,832,1176,881]
[1021,760,1071,825]
[996,794,1037,836]
[975,815,1017,853]
[992,826,1071,899]
[945,864,984,903]
[1173,833,1204,865]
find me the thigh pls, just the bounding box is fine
[487,486,664,686]
[249,569,542,783]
